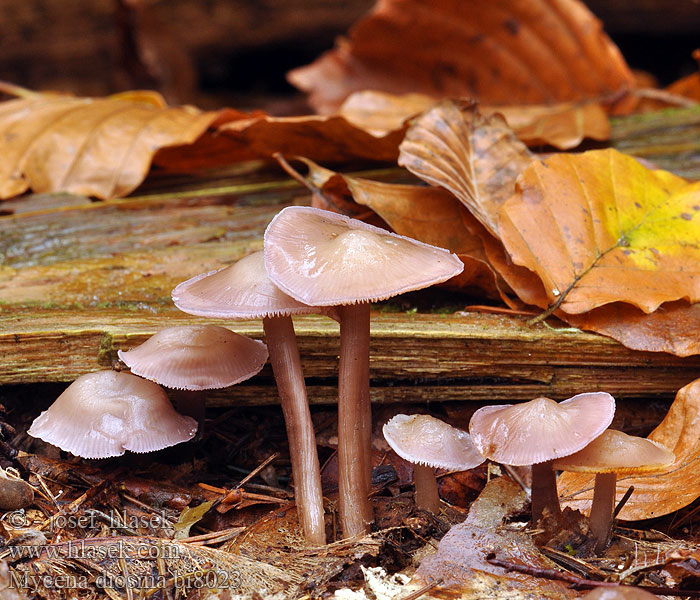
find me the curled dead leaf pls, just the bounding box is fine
[399,100,534,237]
[559,378,700,520]
[499,149,700,315]
[0,86,236,200]
[289,0,635,114]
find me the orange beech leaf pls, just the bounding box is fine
[282,156,503,297]
[0,87,238,200]
[499,149,700,316]
[214,113,407,164]
[341,90,610,149]
[561,300,700,357]
[288,0,635,114]
[399,100,534,238]
[559,378,700,520]
[495,101,609,149]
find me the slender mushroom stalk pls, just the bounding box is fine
[263,315,326,544]
[172,252,329,544]
[554,429,675,554]
[412,464,441,513]
[469,393,616,525]
[382,414,484,514]
[531,461,562,522]
[337,303,373,533]
[589,472,616,553]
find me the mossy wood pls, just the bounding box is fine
[2,156,700,406]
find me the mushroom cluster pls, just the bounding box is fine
[468,392,675,554]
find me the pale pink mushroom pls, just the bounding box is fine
[469,392,616,523]
[383,414,484,512]
[554,429,674,554]
[172,251,329,545]
[264,206,464,537]
[28,371,197,459]
[118,324,268,423]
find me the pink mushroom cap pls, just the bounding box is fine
[383,414,485,471]
[172,251,336,320]
[28,371,197,459]
[117,325,268,391]
[469,392,616,466]
[263,206,464,306]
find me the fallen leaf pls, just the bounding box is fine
[561,300,700,357]
[338,90,436,135]
[495,101,610,149]
[341,90,610,149]
[399,100,534,237]
[173,500,213,539]
[559,378,700,520]
[0,86,237,200]
[288,0,635,114]
[499,149,700,315]
[416,477,578,598]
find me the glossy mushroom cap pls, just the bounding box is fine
[383,414,485,471]
[580,586,660,598]
[264,206,464,306]
[28,371,197,459]
[469,392,616,466]
[118,325,268,391]
[553,430,675,474]
[172,251,329,319]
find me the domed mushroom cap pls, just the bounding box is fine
[553,430,674,474]
[264,206,464,306]
[469,392,616,466]
[28,371,197,459]
[383,414,485,471]
[172,251,326,319]
[580,586,660,599]
[118,325,268,391]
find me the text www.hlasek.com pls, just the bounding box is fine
[7,540,240,590]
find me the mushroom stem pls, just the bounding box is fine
[263,315,326,545]
[413,464,440,513]
[337,302,373,538]
[531,460,562,523]
[589,472,616,554]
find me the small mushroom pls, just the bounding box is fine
[382,414,484,512]
[264,206,464,538]
[554,429,674,554]
[117,324,268,425]
[580,586,660,599]
[28,371,197,458]
[469,392,616,523]
[172,251,329,544]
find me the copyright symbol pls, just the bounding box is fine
[5,510,27,527]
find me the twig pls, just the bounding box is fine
[613,486,634,518]
[486,553,700,597]
[397,579,443,600]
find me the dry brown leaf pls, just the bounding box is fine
[0,87,237,200]
[495,101,610,149]
[341,90,610,149]
[399,100,534,237]
[559,378,700,520]
[499,149,700,315]
[284,156,502,297]
[288,0,635,114]
[561,300,700,357]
